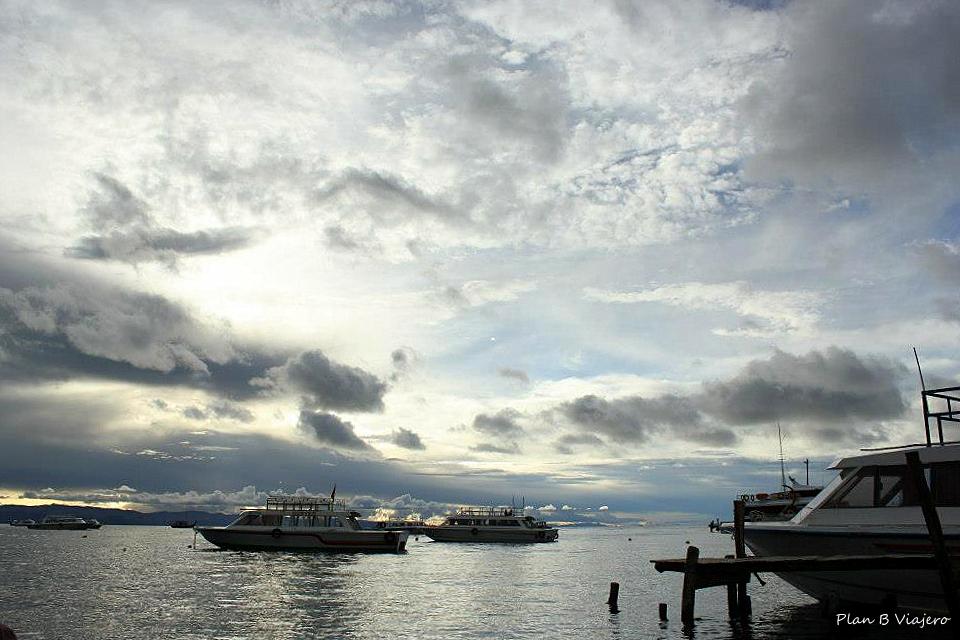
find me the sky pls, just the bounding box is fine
[2,0,960,520]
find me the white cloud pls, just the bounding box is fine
[584,281,822,336]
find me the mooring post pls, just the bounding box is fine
[733,500,749,618]
[607,581,620,613]
[681,545,700,624]
[905,450,960,620]
[725,554,739,618]
[659,602,668,621]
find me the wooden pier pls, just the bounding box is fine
[650,449,960,626]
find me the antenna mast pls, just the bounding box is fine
[915,347,932,447]
[804,458,810,485]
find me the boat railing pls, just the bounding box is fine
[921,385,960,447]
[454,506,521,517]
[265,495,347,512]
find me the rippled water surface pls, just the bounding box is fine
[0,524,949,639]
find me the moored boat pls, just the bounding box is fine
[10,519,36,527]
[169,520,196,528]
[27,516,94,530]
[196,494,408,553]
[425,506,558,543]
[743,383,960,613]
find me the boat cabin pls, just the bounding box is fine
[794,442,960,526]
[227,495,362,530]
[442,506,551,529]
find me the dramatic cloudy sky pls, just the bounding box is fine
[2,0,959,518]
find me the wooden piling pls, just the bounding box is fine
[905,450,960,620]
[681,545,700,623]
[725,555,738,617]
[658,602,668,621]
[733,500,749,618]
[607,581,620,612]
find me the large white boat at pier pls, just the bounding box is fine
[743,383,960,612]
[196,494,409,553]
[425,506,558,543]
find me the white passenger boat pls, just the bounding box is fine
[27,516,93,530]
[425,506,558,543]
[196,494,408,553]
[743,384,960,612]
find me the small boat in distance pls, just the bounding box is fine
[714,425,823,529]
[10,519,36,527]
[27,516,96,530]
[169,520,197,528]
[425,506,559,543]
[84,519,102,529]
[196,494,408,553]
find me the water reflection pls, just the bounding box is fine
[0,525,953,639]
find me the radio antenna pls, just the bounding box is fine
[914,346,926,391]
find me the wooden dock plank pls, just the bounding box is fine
[652,553,949,576]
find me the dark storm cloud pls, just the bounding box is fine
[67,226,260,264]
[313,168,461,225]
[82,172,151,228]
[551,347,905,449]
[256,350,387,412]
[498,367,529,384]
[702,347,906,425]
[471,408,524,455]
[0,275,287,399]
[553,433,606,455]
[182,400,255,423]
[470,442,520,454]
[559,394,702,444]
[206,400,255,423]
[0,236,309,401]
[741,0,960,184]
[389,427,425,451]
[183,406,206,420]
[473,409,524,438]
[297,410,376,453]
[389,347,417,382]
[66,173,260,265]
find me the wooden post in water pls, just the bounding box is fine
[725,554,738,618]
[905,450,960,620]
[681,545,700,624]
[607,581,620,613]
[659,602,668,621]
[733,500,749,618]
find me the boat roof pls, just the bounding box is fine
[828,442,960,469]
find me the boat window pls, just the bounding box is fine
[329,517,342,527]
[932,462,960,506]
[235,514,261,526]
[825,467,876,508]
[262,515,281,526]
[825,464,960,508]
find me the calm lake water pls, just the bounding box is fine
[0,524,950,639]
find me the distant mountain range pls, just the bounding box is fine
[0,504,234,526]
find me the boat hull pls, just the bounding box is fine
[26,523,90,530]
[424,526,558,543]
[196,526,408,553]
[744,524,958,613]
